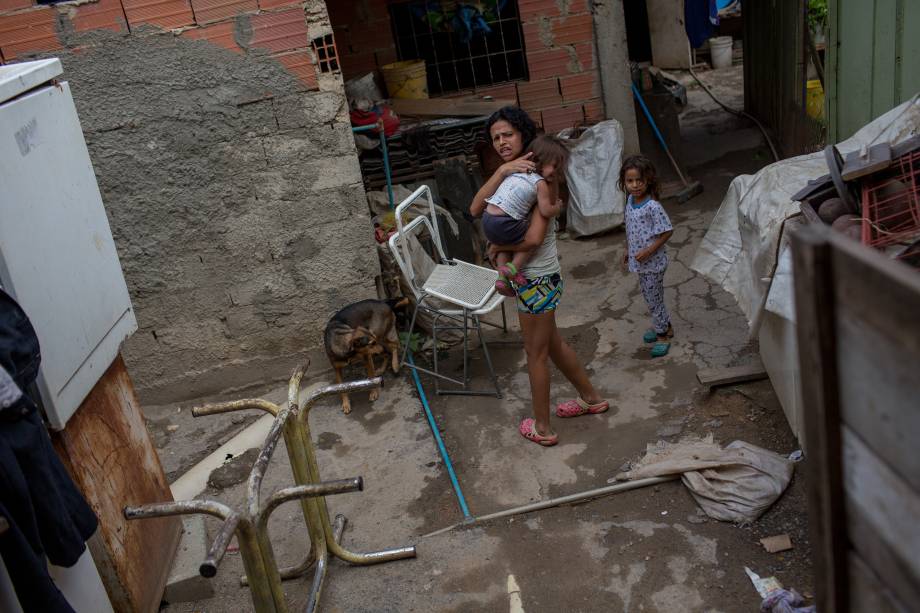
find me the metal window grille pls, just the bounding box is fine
[312,34,339,73]
[389,1,528,96]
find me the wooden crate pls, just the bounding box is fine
[791,224,920,612]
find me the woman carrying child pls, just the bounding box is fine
[480,135,569,296]
[469,107,608,447]
[619,155,675,357]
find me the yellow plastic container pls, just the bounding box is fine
[381,60,428,99]
[806,79,825,120]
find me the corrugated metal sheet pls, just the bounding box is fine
[827,0,920,142]
[743,0,824,156]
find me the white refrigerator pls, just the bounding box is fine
[0,57,134,612]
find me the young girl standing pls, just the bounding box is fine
[619,155,674,357]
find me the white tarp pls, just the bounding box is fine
[561,120,626,237]
[615,435,794,523]
[691,95,920,326]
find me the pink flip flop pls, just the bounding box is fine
[555,398,609,418]
[519,418,558,446]
[495,279,516,297]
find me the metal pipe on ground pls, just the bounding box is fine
[423,475,679,538]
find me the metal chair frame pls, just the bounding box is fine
[388,185,507,398]
[124,364,415,613]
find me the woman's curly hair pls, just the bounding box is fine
[485,106,538,151]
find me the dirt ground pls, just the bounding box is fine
[143,65,814,612]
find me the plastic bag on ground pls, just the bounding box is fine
[560,120,626,238]
[616,435,794,523]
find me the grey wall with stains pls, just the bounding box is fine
[46,22,377,403]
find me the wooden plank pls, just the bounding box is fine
[790,225,849,613]
[842,427,920,586]
[849,553,910,613]
[848,495,920,610]
[695,360,768,389]
[53,355,180,613]
[390,96,513,117]
[831,240,920,492]
[841,142,892,180]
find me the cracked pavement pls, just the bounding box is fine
[149,69,814,611]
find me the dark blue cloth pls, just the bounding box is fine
[0,288,98,613]
[482,210,530,245]
[685,0,720,48]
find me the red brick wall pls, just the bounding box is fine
[327,0,396,80]
[0,0,318,89]
[328,0,603,132]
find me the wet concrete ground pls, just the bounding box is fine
[144,66,814,612]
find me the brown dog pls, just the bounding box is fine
[323,298,409,414]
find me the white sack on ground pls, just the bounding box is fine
[691,95,920,325]
[616,435,794,523]
[560,120,626,237]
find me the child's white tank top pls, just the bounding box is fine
[484,172,543,220]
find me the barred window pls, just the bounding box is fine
[389,1,528,95]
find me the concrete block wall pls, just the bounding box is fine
[0,1,380,403]
[328,0,604,134]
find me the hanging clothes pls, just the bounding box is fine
[684,0,720,48]
[0,288,98,613]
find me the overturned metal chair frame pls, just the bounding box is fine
[388,185,507,398]
[124,364,416,613]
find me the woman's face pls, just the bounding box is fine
[490,120,524,161]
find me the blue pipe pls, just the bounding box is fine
[631,82,672,155]
[407,353,472,520]
[351,122,394,210]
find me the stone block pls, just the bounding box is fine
[163,515,214,604]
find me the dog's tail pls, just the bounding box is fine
[386,296,411,311]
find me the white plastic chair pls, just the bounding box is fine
[388,185,506,398]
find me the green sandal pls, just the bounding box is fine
[645,324,674,344]
[651,341,670,357]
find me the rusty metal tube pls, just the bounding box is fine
[305,514,346,613]
[200,513,241,578]
[193,398,281,418]
[248,479,362,588]
[287,362,308,410]
[262,479,363,518]
[292,377,417,566]
[124,499,233,522]
[235,517,280,613]
[125,502,278,613]
[246,407,294,518]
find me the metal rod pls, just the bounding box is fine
[423,476,679,538]
[292,378,417,566]
[305,514,346,613]
[474,314,502,398]
[193,398,281,418]
[124,499,233,521]
[380,123,394,210]
[235,518,280,613]
[247,405,292,518]
[263,479,363,518]
[407,353,472,519]
[200,513,241,578]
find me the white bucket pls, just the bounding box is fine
[710,36,733,69]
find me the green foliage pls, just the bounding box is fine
[807,0,828,33]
